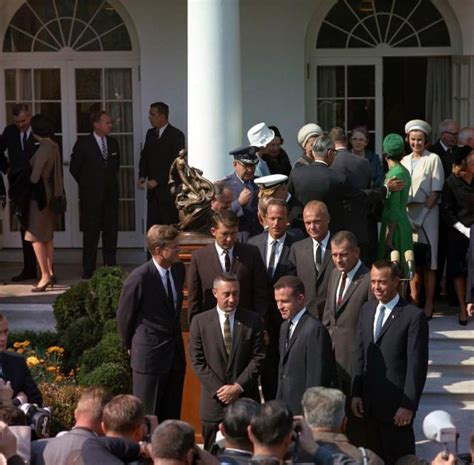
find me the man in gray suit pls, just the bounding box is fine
[322,231,371,445]
[31,387,111,465]
[289,201,334,319]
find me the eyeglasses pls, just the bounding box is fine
[443,131,458,137]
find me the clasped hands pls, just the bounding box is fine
[351,397,413,426]
[216,383,241,404]
[137,178,158,190]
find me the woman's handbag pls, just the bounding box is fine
[413,226,431,268]
[49,145,67,215]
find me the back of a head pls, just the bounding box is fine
[222,398,261,447]
[102,395,144,435]
[250,401,293,447]
[301,387,346,431]
[75,387,112,425]
[151,420,195,461]
[328,127,347,145]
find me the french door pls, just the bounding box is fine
[0,59,142,248]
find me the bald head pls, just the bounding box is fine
[458,127,474,149]
[439,119,459,147]
[303,201,330,241]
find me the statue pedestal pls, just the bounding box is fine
[178,232,214,442]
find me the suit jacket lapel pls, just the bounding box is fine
[336,265,367,316]
[284,312,308,357]
[231,243,242,274]
[90,133,104,161]
[171,264,183,316]
[228,310,244,367]
[302,239,318,279]
[148,260,173,313]
[376,302,403,342]
[210,309,229,362]
[317,240,332,282]
[210,243,224,273]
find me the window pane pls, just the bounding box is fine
[5,70,16,100]
[101,24,132,51]
[317,22,348,48]
[115,135,134,166]
[119,167,135,199]
[318,67,344,98]
[34,69,61,100]
[76,69,102,100]
[106,102,133,132]
[37,102,62,132]
[118,201,135,231]
[105,69,132,100]
[77,102,101,133]
[5,69,32,101]
[74,28,100,52]
[317,100,345,130]
[348,99,375,130]
[347,66,375,97]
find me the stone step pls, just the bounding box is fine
[428,348,474,367]
[424,373,474,397]
[0,304,56,333]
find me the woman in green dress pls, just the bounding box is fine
[378,133,413,278]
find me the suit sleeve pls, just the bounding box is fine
[188,318,224,396]
[138,131,151,179]
[172,129,185,156]
[252,250,268,322]
[18,357,43,406]
[187,254,203,324]
[400,311,429,411]
[306,323,335,389]
[234,318,265,392]
[69,140,83,183]
[116,273,142,350]
[351,309,365,398]
[322,271,336,328]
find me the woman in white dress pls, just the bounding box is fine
[401,119,444,318]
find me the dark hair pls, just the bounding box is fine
[372,259,399,279]
[12,103,30,117]
[31,114,55,138]
[0,406,26,426]
[266,198,290,216]
[102,395,144,434]
[150,101,169,119]
[250,401,293,446]
[214,182,231,200]
[274,275,305,297]
[90,110,109,125]
[150,420,195,460]
[351,126,369,140]
[213,272,239,289]
[222,398,260,447]
[211,209,239,229]
[268,125,283,141]
[331,230,358,249]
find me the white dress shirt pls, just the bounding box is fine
[158,123,168,138]
[20,128,32,150]
[335,260,362,302]
[152,258,176,306]
[215,242,234,272]
[93,132,107,154]
[312,232,330,265]
[373,293,400,339]
[266,233,286,269]
[313,159,328,166]
[216,306,236,338]
[288,307,306,339]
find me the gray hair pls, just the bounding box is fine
[213,272,239,289]
[301,387,346,430]
[331,230,358,249]
[150,420,195,460]
[439,119,458,133]
[214,182,232,200]
[312,135,334,155]
[458,127,474,145]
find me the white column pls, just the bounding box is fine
[188,0,242,181]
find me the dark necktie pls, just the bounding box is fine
[156,128,161,139]
[315,243,322,274]
[101,137,108,161]
[224,250,231,272]
[374,305,386,340]
[223,313,232,356]
[285,321,294,349]
[21,132,27,151]
[337,272,347,306]
[165,270,174,311]
[267,240,278,278]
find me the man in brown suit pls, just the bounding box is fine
[187,210,267,323]
[289,201,334,319]
[322,231,371,445]
[189,272,265,450]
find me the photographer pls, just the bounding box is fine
[0,314,42,406]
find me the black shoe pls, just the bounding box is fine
[11,271,37,282]
[81,271,93,280]
[458,319,468,326]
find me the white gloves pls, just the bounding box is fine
[454,222,471,238]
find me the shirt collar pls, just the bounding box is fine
[346,260,362,280]
[215,242,233,256]
[285,192,292,202]
[290,307,306,326]
[216,306,236,318]
[439,140,450,152]
[267,233,286,246]
[313,159,328,166]
[379,293,400,312]
[312,231,330,248]
[152,257,170,279]
[159,123,169,135]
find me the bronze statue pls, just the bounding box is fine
[168,150,215,231]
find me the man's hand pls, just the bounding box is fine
[0,380,13,407]
[146,179,158,190]
[431,451,456,465]
[387,177,404,192]
[137,177,146,190]
[238,187,252,207]
[467,303,473,317]
[0,421,17,459]
[351,397,364,418]
[293,416,318,456]
[216,384,241,404]
[393,407,413,427]
[15,392,27,405]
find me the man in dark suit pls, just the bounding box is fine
[0,104,38,281]
[430,119,460,301]
[187,210,267,323]
[249,198,300,400]
[351,261,429,465]
[117,225,186,422]
[70,111,120,279]
[322,231,371,444]
[221,146,263,241]
[189,272,265,450]
[0,313,42,405]
[274,276,335,415]
[138,102,185,229]
[289,201,334,319]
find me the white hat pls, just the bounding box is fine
[247,123,275,148]
[254,174,288,197]
[405,119,431,136]
[297,123,323,148]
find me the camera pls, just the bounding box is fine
[19,403,52,438]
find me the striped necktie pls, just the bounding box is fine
[224,313,232,356]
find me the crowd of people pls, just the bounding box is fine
[0,104,473,465]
